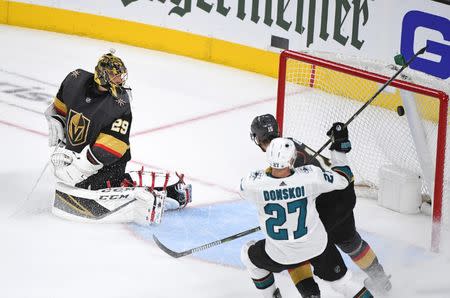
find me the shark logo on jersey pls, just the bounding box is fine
[249,171,264,181]
[67,109,91,146]
[297,166,312,174]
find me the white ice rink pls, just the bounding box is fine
[0,25,449,298]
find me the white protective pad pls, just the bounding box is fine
[52,146,103,185]
[134,188,165,225]
[44,103,65,147]
[53,183,165,224]
[53,182,139,223]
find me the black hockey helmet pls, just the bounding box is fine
[250,114,280,145]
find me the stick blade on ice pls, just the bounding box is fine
[153,234,188,258]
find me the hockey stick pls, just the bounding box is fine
[9,141,63,218]
[153,226,262,258]
[9,160,51,217]
[311,46,427,159]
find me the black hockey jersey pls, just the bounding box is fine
[289,140,357,233]
[53,69,132,166]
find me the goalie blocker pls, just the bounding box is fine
[53,175,192,225]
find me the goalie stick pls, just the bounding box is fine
[311,46,428,159]
[10,140,63,218]
[153,226,261,258]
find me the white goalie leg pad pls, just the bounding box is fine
[53,183,139,224]
[241,241,278,298]
[133,188,165,225]
[329,270,366,298]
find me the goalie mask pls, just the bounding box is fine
[250,114,279,146]
[266,138,296,169]
[94,52,128,98]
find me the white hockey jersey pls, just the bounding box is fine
[240,152,351,265]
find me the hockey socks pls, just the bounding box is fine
[252,273,279,298]
[288,263,320,298]
[349,240,378,272]
[338,233,391,292]
[354,287,373,298]
[338,233,381,275]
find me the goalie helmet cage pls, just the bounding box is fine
[276,50,449,252]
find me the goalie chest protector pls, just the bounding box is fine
[57,69,131,159]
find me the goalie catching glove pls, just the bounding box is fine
[327,122,351,153]
[51,145,103,185]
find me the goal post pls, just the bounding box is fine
[276,50,449,252]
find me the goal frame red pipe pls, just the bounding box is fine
[276,50,449,252]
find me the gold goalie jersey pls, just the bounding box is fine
[53,69,131,165]
[240,161,351,265]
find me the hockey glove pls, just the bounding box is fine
[134,188,165,225]
[44,103,66,147]
[327,122,351,153]
[51,146,103,185]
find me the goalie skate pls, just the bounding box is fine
[174,182,192,208]
[128,169,193,209]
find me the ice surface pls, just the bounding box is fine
[0,25,449,298]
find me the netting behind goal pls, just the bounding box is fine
[276,50,449,251]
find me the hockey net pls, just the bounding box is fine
[276,50,449,251]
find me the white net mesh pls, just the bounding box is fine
[279,51,449,239]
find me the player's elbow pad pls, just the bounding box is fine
[331,166,354,184]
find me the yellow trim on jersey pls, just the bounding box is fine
[53,97,67,115]
[94,133,129,157]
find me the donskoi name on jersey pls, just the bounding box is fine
[263,186,305,201]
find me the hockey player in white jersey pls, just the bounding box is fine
[240,128,372,298]
[250,114,391,295]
